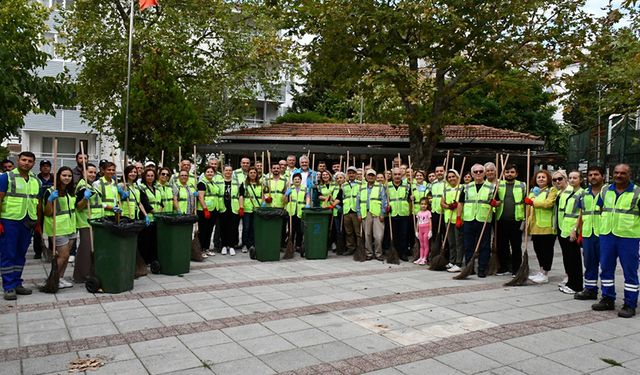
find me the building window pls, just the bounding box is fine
[42,137,76,156]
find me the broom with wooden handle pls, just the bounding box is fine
[383,158,400,264]
[41,139,60,293]
[505,149,531,286]
[454,154,509,280]
[353,162,367,262]
[488,153,502,275]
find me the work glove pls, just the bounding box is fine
[285,188,292,197]
[145,216,151,227]
[265,196,273,203]
[524,197,534,206]
[455,216,463,229]
[0,222,4,235]
[577,233,583,245]
[428,231,432,240]
[448,202,458,210]
[113,205,122,214]
[117,186,130,199]
[238,207,244,217]
[83,189,93,200]
[305,204,310,209]
[532,186,541,196]
[48,190,59,202]
[327,205,335,210]
[417,185,427,192]
[260,202,267,207]
[489,199,499,207]
[204,208,211,219]
[34,222,42,236]
[336,204,342,212]
[192,191,199,197]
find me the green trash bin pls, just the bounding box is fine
[87,218,144,294]
[153,213,198,275]
[254,208,285,261]
[302,207,332,259]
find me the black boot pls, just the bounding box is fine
[618,304,636,318]
[574,289,598,300]
[592,297,615,311]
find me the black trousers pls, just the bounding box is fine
[430,212,445,260]
[220,210,239,247]
[138,225,157,264]
[532,234,556,271]
[391,216,410,258]
[558,235,584,292]
[197,210,217,250]
[291,216,303,248]
[497,220,523,274]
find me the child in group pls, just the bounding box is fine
[414,197,432,265]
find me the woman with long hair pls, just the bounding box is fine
[525,170,559,284]
[241,166,261,252]
[556,170,584,294]
[196,165,218,257]
[120,165,141,220]
[156,167,173,213]
[443,169,464,272]
[73,163,97,283]
[218,165,244,255]
[138,167,160,263]
[43,166,76,290]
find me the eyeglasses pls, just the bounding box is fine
[472,170,484,174]
[160,173,169,176]
[552,177,564,182]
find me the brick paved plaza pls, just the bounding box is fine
[1,243,639,375]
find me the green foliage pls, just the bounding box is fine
[60,0,298,160]
[283,0,593,169]
[274,111,336,124]
[0,0,72,141]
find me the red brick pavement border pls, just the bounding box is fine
[1,264,418,315]
[0,281,507,362]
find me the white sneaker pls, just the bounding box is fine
[201,252,209,259]
[558,276,568,287]
[447,265,461,273]
[528,272,542,281]
[559,285,576,294]
[221,247,228,255]
[331,243,337,250]
[533,273,549,284]
[446,263,454,269]
[229,248,236,256]
[58,279,73,289]
[241,246,248,253]
[206,250,216,256]
[68,255,75,263]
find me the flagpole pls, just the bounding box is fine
[123,0,135,166]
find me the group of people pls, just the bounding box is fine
[0,151,638,320]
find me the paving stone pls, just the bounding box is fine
[160,367,215,375]
[319,321,373,340]
[304,341,364,362]
[139,349,203,374]
[178,330,232,350]
[505,330,592,355]
[363,368,405,375]
[343,334,399,354]
[19,318,66,333]
[222,323,273,341]
[545,343,636,373]
[0,334,18,350]
[21,352,78,374]
[259,348,321,372]
[261,318,313,334]
[70,322,118,340]
[102,300,145,312]
[210,356,275,375]
[395,358,465,375]
[470,342,536,365]
[435,349,502,374]
[192,342,253,364]
[78,344,137,362]
[65,312,112,327]
[130,337,187,357]
[157,312,204,326]
[238,335,296,356]
[20,328,70,346]
[140,296,182,307]
[107,307,154,322]
[281,328,336,347]
[511,357,582,375]
[115,317,163,333]
[148,302,192,316]
[591,367,640,375]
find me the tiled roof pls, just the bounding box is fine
[222,123,543,144]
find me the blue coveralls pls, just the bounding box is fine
[577,187,600,293]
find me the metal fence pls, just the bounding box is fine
[567,114,640,182]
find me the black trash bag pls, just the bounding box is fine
[89,217,145,237]
[255,208,286,220]
[154,213,198,224]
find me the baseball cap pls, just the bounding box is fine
[347,166,357,172]
[145,161,156,167]
[39,160,51,167]
[366,169,376,175]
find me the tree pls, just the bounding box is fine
[0,0,71,141]
[60,0,298,163]
[284,0,593,169]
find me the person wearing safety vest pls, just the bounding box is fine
[0,152,40,300]
[195,165,219,258]
[592,164,640,318]
[42,166,77,291]
[356,169,387,261]
[388,168,411,261]
[342,166,362,256]
[138,167,162,264]
[263,163,288,248]
[242,167,262,253]
[441,169,464,272]
[495,164,527,276]
[551,170,570,288]
[456,164,499,278]
[429,164,446,256]
[120,165,142,221]
[290,155,317,206]
[156,167,174,213]
[574,165,605,301]
[92,162,123,217]
[73,163,98,283]
[524,170,559,284]
[318,170,340,251]
[170,158,197,189]
[286,173,310,255]
[173,169,198,215]
[233,157,251,185]
[411,170,430,215]
[218,165,244,255]
[331,172,347,253]
[555,170,584,295]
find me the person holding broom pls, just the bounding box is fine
[442,169,464,272]
[456,164,500,278]
[342,166,362,256]
[0,152,40,300]
[286,173,310,255]
[388,168,411,261]
[495,164,527,276]
[42,166,77,290]
[73,163,98,283]
[357,169,387,261]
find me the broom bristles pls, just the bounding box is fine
[429,254,448,271]
[453,254,477,280]
[191,231,204,262]
[353,240,366,262]
[135,253,148,278]
[504,250,530,286]
[411,241,420,262]
[40,256,60,294]
[488,250,499,275]
[386,245,400,265]
[283,241,294,259]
